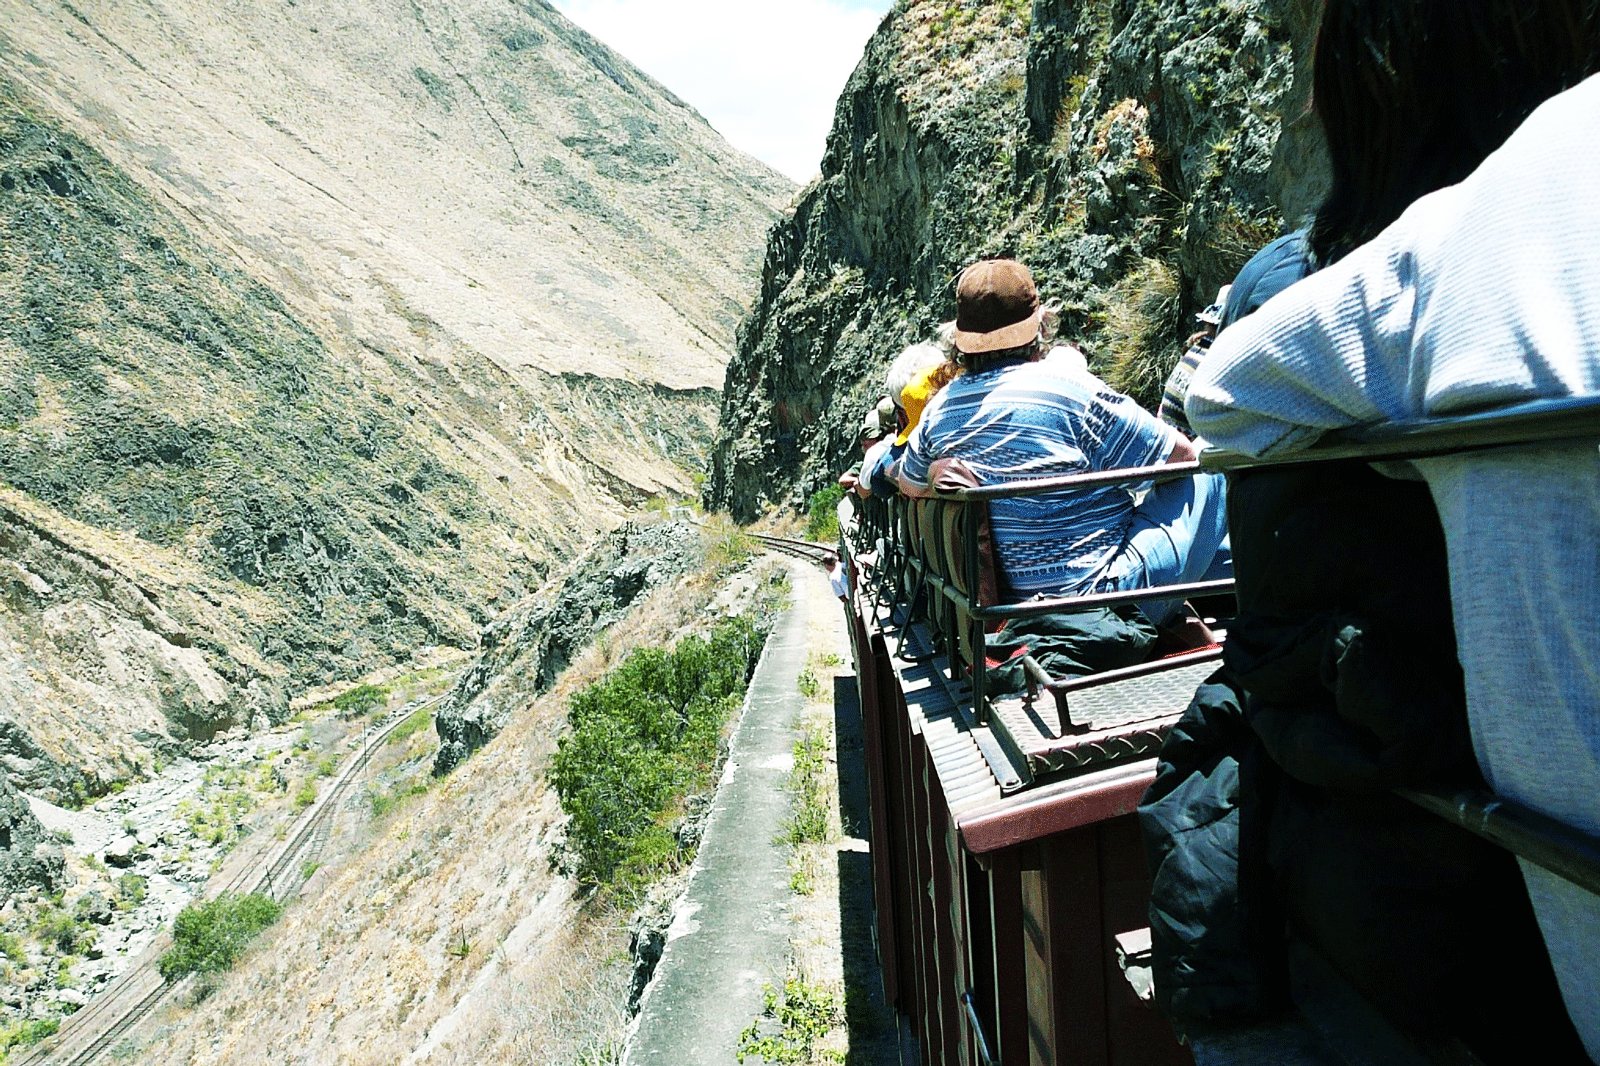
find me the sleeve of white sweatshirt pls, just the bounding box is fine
[1188,72,1600,458]
[1185,205,1445,457]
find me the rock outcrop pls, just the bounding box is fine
[0,777,64,903]
[433,520,706,774]
[707,0,1326,519]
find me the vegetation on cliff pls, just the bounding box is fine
[0,85,518,675]
[549,615,765,901]
[707,0,1326,519]
[158,892,283,983]
[0,0,792,799]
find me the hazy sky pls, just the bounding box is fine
[549,0,896,184]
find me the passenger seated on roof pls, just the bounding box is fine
[1190,64,1600,1066]
[894,258,1230,629]
[857,343,950,498]
[839,396,895,499]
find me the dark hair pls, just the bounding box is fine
[1309,0,1600,264]
[956,337,1043,372]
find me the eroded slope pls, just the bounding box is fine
[0,0,793,797]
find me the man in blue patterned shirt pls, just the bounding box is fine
[896,259,1230,625]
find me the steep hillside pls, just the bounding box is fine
[123,531,781,1066]
[0,0,792,799]
[706,0,1324,518]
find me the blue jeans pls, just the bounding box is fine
[1096,472,1232,626]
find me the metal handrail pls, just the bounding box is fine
[961,991,999,1066]
[1402,788,1600,898]
[969,579,1235,623]
[936,458,1202,500]
[861,460,1236,723]
[905,396,1600,500]
[1199,393,1600,471]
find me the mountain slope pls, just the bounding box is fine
[0,0,792,798]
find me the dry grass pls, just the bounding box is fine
[1099,258,1186,411]
[1091,98,1164,185]
[1209,204,1285,283]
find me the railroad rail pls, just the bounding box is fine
[16,692,449,1066]
[748,531,833,563]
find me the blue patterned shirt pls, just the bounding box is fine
[901,357,1176,596]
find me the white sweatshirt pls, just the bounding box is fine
[1190,72,1600,1060]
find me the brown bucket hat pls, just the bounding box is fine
[952,259,1043,354]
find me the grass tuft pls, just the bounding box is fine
[736,976,845,1064]
[1101,257,1185,411]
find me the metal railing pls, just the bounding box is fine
[847,458,1235,728]
[843,393,1600,897]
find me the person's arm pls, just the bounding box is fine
[1187,210,1433,457]
[895,459,936,499]
[1080,379,1189,474]
[1164,433,1199,464]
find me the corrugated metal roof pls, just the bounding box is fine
[875,608,1208,853]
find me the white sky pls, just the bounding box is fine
[549,0,895,184]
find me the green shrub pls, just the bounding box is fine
[332,683,388,718]
[32,908,92,954]
[117,873,148,907]
[157,892,282,981]
[549,616,764,898]
[0,1017,60,1054]
[784,726,831,847]
[705,516,757,571]
[804,485,846,542]
[736,977,845,1064]
[367,780,429,818]
[385,705,434,747]
[293,781,317,811]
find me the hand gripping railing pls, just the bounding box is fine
[872,458,1236,729]
[1198,392,1600,900]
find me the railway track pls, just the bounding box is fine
[748,531,834,563]
[16,693,449,1066]
[25,531,825,1064]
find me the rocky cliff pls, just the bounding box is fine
[706,0,1326,518]
[432,518,706,774]
[0,0,791,801]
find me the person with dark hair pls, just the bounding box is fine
[1143,2,1600,1059]
[822,552,848,603]
[1165,0,1600,421]
[1306,0,1600,266]
[1192,72,1600,1062]
[896,259,1230,627]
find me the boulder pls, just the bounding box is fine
[103,836,140,868]
[0,776,64,901]
[433,520,705,774]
